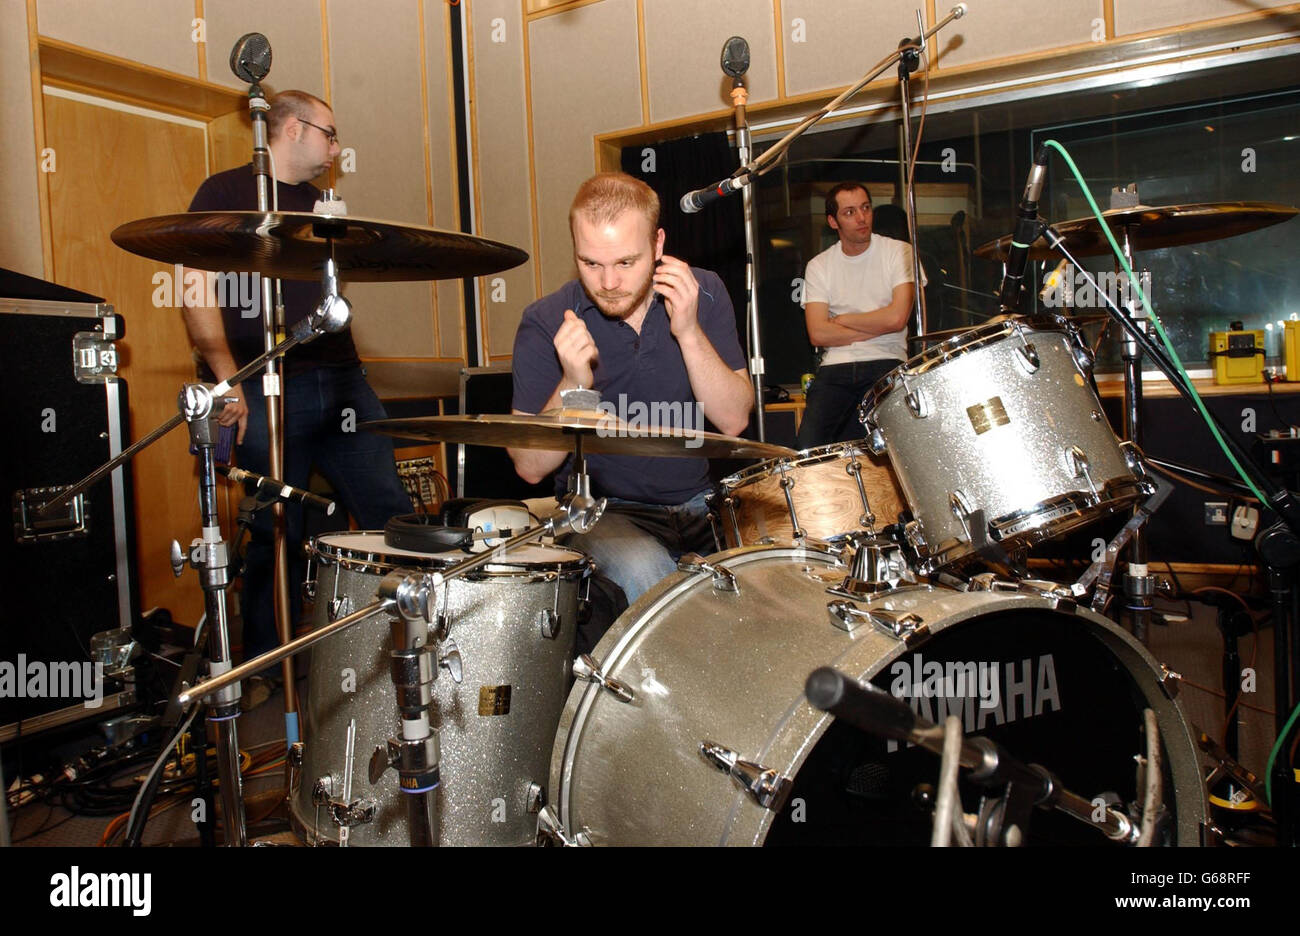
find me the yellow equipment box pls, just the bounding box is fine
[1209,326,1265,385]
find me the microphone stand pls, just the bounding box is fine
[241,77,300,736]
[730,74,768,441]
[897,10,929,337]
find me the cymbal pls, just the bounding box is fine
[973,201,1298,262]
[911,313,1109,344]
[364,412,797,460]
[111,211,529,282]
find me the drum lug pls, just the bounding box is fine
[527,781,545,814]
[699,741,793,812]
[902,378,930,419]
[1066,446,1098,496]
[866,427,887,455]
[287,741,304,769]
[536,805,592,846]
[1157,663,1182,699]
[677,553,740,593]
[826,598,924,641]
[572,653,635,703]
[538,608,561,639]
[328,595,353,621]
[1013,341,1040,374]
[302,555,317,601]
[438,638,464,684]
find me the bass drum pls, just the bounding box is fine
[548,546,1206,846]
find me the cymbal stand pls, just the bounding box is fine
[897,9,928,336]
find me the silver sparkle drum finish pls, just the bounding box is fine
[293,533,588,846]
[548,545,1206,846]
[713,442,907,547]
[860,316,1151,573]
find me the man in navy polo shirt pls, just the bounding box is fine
[510,172,752,612]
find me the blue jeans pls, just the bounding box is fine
[565,490,714,607]
[237,365,411,659]
[796,359,902,449]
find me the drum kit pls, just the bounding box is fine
[27,46,1299,843]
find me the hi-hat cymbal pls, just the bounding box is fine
[365,412,797,460]
[111,211,529,282]
[973,201,1298,262]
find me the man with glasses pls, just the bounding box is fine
[796,181,918,449]
[182,90,410,690]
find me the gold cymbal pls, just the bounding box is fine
[973,201,1298,262]
[111,211,529,282]
[364,412,797,460]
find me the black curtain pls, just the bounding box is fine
[620,133,747,358]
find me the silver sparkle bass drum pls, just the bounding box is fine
[860,316,1151,573]
[293,532,589,846]
[545,545,1205,846]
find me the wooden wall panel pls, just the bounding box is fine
[206,108,253,174]
[327,0,435,359]
[1114,0,1298,36]
[642,0,779,123]
[203,0,325,91]
[0,0,45,277]
[43,91,208,627]
[37,0,200,78]
[935,0,1105,69]
[780,0,926,97]
[425,0,463,360]
[528,0,643,293]
[471,0,537,359]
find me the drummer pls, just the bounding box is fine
[796,182,919,449]
[508,172,752,621]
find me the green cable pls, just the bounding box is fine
[1042,139,1298,805]
[1041,139,1271,507]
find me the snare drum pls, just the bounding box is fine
[293,532,589,846]
[714,442,906,547]
[861,316,1150,572]
[546,545,1205,846]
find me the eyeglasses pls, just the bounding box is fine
[297,117,338,145]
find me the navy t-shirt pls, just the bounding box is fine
[187,164,360,377]
[511,270,745,504]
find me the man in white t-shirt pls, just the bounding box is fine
[796,182,917,449]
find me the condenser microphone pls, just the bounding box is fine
[229,33,272,84]
[721,36,750,79]
[997,144,1050,312]
[219,465,335,515]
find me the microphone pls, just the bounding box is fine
[680,173,749,214]
[229,33,272,84]
[721,36,750,79]
[996,144,1050,312]
[219,466,336,515]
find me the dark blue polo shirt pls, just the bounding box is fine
[511,269,745,504]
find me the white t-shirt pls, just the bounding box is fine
[802,234,918,366]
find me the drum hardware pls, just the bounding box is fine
[676,553,740,593]
[437,638,464,683]
[536,804,590,847]
[698,741,793,811]
[804,666,1158,845]
[826,599,925,642]
[571,654,635,704]
[778,472,805,539]
[827,535,914,598]
[314,719,378,847]
[526,782,546,814]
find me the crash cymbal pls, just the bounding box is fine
[911,312,1109,344]
[111,211,529,282]
[364,412,797,460]
[973,201,1298,262]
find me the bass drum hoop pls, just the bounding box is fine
[551,546,1206,846]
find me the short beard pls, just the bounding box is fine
[586,270,655,321]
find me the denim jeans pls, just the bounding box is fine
[564,490,714,607]
[795,359,902,450]
[237,365,411,658]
